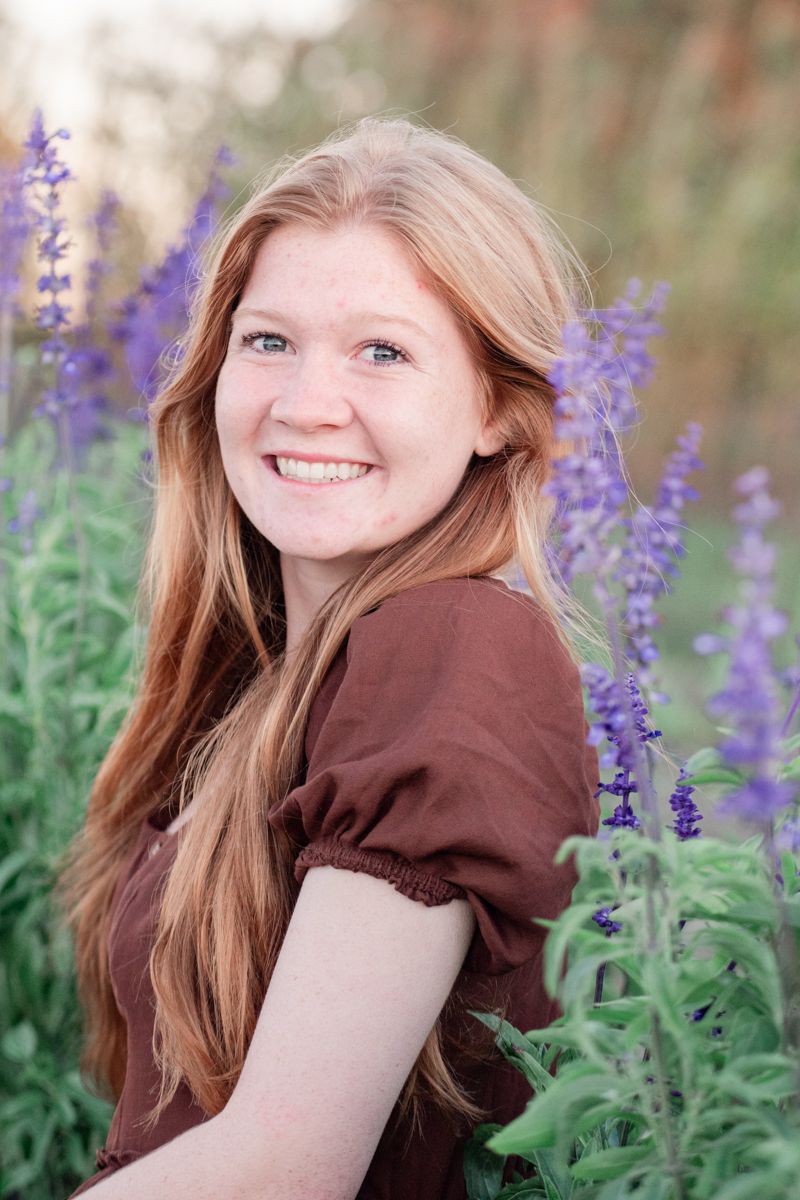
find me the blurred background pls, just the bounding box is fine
[2,0,799,508]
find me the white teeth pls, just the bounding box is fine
[275,457,371,483]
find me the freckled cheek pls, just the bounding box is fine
[217,367,276,435]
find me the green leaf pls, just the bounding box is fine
[727,900,779,926]
[0,849,34,893]
[464,1124,505,1200]
[495,1180,545,1199]
[542,1178,562,1200]
[569,1144,655,1181]
[534,1148,575,1200]
[684,747,724,773]
[729,1012,781,1057]
[2,1020,38,1062]
[682,768,745,785]
[489,1067,617,1156]
[779,757,800,781]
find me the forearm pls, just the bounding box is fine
[81,1108,356,1200]
[81,869,474,1200]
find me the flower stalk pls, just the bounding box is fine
[24,113,88,723]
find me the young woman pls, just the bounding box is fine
[65,119,598,1200]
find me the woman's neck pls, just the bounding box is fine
[280,551,373,654]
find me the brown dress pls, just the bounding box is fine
[72,577,599,1199]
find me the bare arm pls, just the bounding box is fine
[83,866,475,1200]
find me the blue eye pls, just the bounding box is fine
[360,341,405,364]
[245,333,288,353]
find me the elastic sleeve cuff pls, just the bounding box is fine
[294,838,466,907]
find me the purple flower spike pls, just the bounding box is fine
[582,665,658,829]
[592,907,622,936]
[24,111,78,430]
[0,160,32,458]
[585,280,669,437]
[693,468,795,822]
[112,148,234,407]
[0,162,32,313]
[59,190,123,457]
[669,764,703,840]
[618,423,704,692]
[583,665,659,769]
[544,284,669,597]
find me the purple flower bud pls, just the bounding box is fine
[592,907,622,935]
[669,764,703,840]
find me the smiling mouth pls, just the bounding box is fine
[273,456,372,483]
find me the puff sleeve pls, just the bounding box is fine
[268,578,599,975]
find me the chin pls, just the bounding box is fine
[262,527,376,564]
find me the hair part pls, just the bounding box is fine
[62,118,579,1127]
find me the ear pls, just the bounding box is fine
[474,421,506,457]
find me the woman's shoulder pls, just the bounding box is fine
[361,574,540,622]
[348,575,574,680]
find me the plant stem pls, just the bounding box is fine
[650,1009,686,1200]
[594,963,606,1005]
[763,820,800,1098]
[57,405,88,734]
[603,594,661,841]
[0,303,11,436]
[0,302,11,697]
[781,680,800,739]
[0,302,11,785]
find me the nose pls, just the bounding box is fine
[268,348,354,433]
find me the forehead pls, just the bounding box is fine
[237,224,440,316]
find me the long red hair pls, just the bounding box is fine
[62,119,577,1122]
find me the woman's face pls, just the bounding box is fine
[215,224,502,570]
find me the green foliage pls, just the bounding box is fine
[0,423,148,1198]
[465,831,800,1200]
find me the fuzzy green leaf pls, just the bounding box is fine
[569,1143,655,1180]
[682,768,745,785]
[464,1124,505,1200]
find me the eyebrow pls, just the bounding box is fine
[232,307,434,342]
